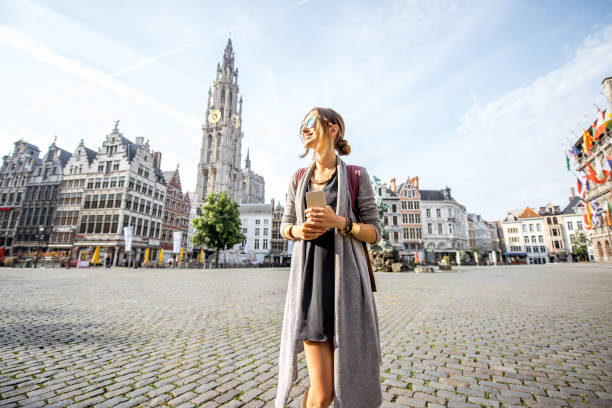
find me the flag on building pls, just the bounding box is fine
[605,199,612,227]
[585,162,606,184]
[603,154,612,179]
[144,248,150,263]
[566,154,571,171]
[582,128,593,154]
[576,177,582,194]
[159,248,164,265]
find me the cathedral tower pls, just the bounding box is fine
[195,39,265,205]
[196,39,244,204]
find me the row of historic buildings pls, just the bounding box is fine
[0,125,191,266]
[376,177,501,264]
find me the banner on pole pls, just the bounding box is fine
[173,231,182,253]
[124,226,134,252]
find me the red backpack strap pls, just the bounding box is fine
[295,167,307,188]
[346,165,361,214]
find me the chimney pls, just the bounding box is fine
[271,198,275,208]
[570,187,575,200]
[153,151,162,169]
[135,136,144,145]
[412,176,419,189]
[390,178,397,193]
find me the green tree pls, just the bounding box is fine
[191,191,245,268]
[571,231,590,261]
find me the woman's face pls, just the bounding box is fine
[300,111,320,149]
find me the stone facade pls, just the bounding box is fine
[72,123,166,266]
[420,187,469,263]
[570,77,612,262]
[501,207,548,264]
[49,140,96,253]
[160,166,190,261]
[195,39,265,206]
[13,141,71,254]
[0,141,40,253]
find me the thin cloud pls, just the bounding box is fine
[0,25,201,127]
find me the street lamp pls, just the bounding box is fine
[33,225,44,268]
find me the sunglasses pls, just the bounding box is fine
[299,117,317,141]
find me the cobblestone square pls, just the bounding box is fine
[0,264,611,407]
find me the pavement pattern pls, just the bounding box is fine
[0,264,611,408]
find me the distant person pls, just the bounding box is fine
[105,256,111,269]
[275,107,383,408]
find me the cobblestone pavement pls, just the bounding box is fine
[0,264,611,408]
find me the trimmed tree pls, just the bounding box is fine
[571,231,590,261]
[191,191,245,268]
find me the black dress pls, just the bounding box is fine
[296,170,337,342]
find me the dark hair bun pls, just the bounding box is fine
[336,138,351,155]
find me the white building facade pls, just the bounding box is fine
[420,187,469,264]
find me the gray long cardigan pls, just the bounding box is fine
[275,157,383,408]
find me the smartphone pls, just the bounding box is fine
[305,190,326,208]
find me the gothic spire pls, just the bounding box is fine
[245,147,251,169]
[223,38,234,72]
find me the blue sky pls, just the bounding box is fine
[1,0,611,220]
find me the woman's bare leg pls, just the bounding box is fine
[302,339,334,408]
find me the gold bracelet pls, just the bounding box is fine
[349,222,360,236]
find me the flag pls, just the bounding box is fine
[144,248,150,263]
[605,199,612,227]
[571,146,581,156]
[606,154,612,173]
[582,129,593,154]
[603,154,612,179]
[200,249,204,264]
[585,162,607,184]
[91,246,100,264]
[576,177,582,194]
[594,107,607,139]
[566,154,571,171]
[583,203,592,230]
[159,248,164,265]
[595,156,606,180]
[180,248,184,260]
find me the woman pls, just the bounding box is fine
[275,107,383,408]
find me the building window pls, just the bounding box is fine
[263,239,268,250]
[255,228,260,236]
[264,227,268,236]
[427,223,432,234]
[567,221,573,230]
[438,223,442,234]
[255,219,260,225]
[426,209,431,218]
[254,239,260,249]
[448,223,453,234]
[436,208,441,218]
[536,224,541,232]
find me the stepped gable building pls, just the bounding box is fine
[195,39,265,206]
[73,122,166,266]
[10,140,71,254]
[49,140,96,252]
[0,140,72,254]
[397,176,423,256]
[0,140,41,253]
[160,164,190,260]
